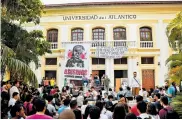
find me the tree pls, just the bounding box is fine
[166,11,182,85]
[1,0,51,87]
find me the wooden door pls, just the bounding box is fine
[142,69,155,90]
[115,78,121,92]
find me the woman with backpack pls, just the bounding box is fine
[23,94,33,116]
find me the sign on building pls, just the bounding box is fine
[63,44,90,80]
[96,46,128,59]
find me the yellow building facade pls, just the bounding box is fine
[25,1,182,90]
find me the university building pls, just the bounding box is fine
[25,0,182,90]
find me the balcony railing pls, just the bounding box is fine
[50,42,58,49]
[61,40,136,48]
[140,41,153,48]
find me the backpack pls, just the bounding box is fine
[163,108,179,119]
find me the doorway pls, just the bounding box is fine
[114,70,128,89]
[45,70,57,79]
[92,70,105,79]
[142,69,155,90]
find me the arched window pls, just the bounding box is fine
[47,29,58,42]
[113,27,126,40]
[92,28,105,40]
[71,28,84,41]
[140,27,152,41]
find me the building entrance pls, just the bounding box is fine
[92,70,105,80]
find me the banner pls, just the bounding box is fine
[96,46,128,59]
[64,44,90,80]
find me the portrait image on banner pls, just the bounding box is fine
[64,44,90,80]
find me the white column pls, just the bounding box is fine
[105,24,114,88]
[128,57,133,86]
[84,24,92,76]
[60,25,69,42]
[128,24,138,41]
[157,20,169,86]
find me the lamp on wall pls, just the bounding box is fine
[137,62,139,66]
[59,63,61,67]
[158,62,161,66]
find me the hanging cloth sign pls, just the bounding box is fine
[96,46,128,59]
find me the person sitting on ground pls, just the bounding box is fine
[137,101,153,119]
[26,98,52,119]
[9,92,19,107]
[24,94,33,116]
[147,103,160,119]
[125,113,137,119]
[118,94,127,104]
[95,101,108,119]
[89,106,101,119]
[105,95,114,111]
[10,103,26,119]
[159,96,179,119]
[153,93,163,112]
[83,105,92,119]
[70,100,78,111]
[124,86,133,101]
[117,87,125,100]
[58,109,75,119]
[46,95,56,117]
[81,100,88,115]
[130,95,143,116]
[112,103,126,119]
[73,109,82,119]
[58,98,70,115]
[77,92,84,108]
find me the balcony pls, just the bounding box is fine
[50,42,58,49]
[61,40,136,48]
[140,41,153,48]
[50,40,154,49]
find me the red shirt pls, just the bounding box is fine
[50,89,57,95]
[131,105,139,116]
[159,106,173,119]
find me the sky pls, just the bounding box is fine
[41,0,182,5]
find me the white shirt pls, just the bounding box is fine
[81,105,88,115]
[138,113,154,119]
[101,108,113,119]
[47,103,56,114]
[92,90,98,100]
[77,95,84,107]
[130,77,140,87]
[9,86,19,98]
[8,98,16,107]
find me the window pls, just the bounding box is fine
[71,28,84,41]
[45,58,57,65]
[92,28,105,40]
[140,27,152,41]
[92,58,105,64]
[47,29,58,42]
[113,27,126,40]
[114,58,127,64]
[141,57,154,64]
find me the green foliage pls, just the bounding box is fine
[1,0,44,24]
[1,44,38,87]
[171,92,182,119]
[166,11,182,52]
[166,11,182,84]
[1,18,51,69]
[1,0,51,86]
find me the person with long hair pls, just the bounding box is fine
[112,103,126,119]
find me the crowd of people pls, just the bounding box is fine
[1,77,180,119]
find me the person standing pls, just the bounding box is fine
[9,81,20,98]
[104,75,110,93]
[101,74,105,86]
[164,80,175,104]
[130,72,141,97]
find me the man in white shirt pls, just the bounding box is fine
[91,86,98,100]
[9,81,20,98]
[8,92,19,107]
[130,72,141,96]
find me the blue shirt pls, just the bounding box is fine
[58,105,69,115]
[167,85,175,103]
